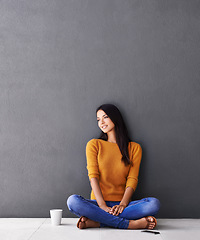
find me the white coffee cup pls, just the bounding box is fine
[50,209,63,226]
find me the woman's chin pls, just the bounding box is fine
[102,129,109,133]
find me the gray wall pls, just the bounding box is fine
[0,0,200,218]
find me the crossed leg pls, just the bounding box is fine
[77,216,157,230]
[67,195,160,230]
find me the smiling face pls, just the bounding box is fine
[96,110,115,134]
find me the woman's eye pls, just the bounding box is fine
[97,116,108,121]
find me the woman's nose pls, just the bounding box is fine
[99,119,104,125]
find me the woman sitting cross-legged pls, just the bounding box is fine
[67,104,160,230]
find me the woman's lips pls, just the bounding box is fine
[101,125,108,129]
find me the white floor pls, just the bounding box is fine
[0,218,200,240]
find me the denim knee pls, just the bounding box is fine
[67,194,80,212]
[147,197,161,215]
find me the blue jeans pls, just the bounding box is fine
[67,194,160,229]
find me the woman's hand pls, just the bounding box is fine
[100,204,112,213]
[109,204,126,216]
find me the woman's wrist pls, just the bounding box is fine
[119,187,134,208]
[98,202,107,208]
[119,202,128,207]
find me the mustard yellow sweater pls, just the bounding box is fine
[86,139,142,201]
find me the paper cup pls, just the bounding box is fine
[50,209,63,226]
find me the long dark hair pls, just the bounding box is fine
[96,104,131,166]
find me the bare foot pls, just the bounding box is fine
[128,216,157,230]
[77,217,100,229]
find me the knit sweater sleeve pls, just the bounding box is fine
[86,139,100,180]
[126,143,142,191]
